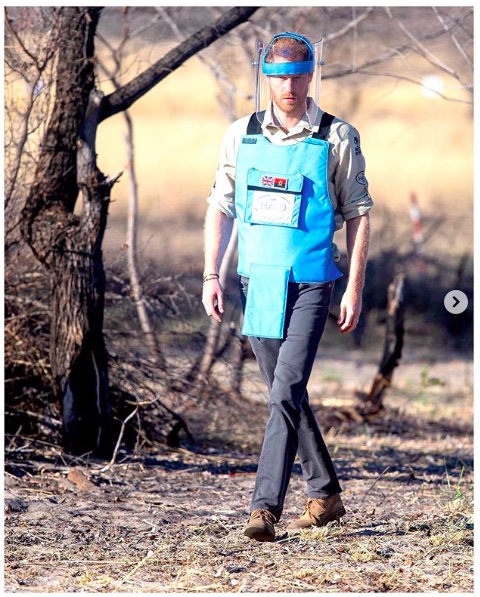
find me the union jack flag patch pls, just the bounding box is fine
[260,175,289,189]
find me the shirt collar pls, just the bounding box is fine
[262,99,322,135]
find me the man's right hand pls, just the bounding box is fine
[202,279,224,323]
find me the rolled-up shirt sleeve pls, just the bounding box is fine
[206,116,250,219]
[330,121,374,227]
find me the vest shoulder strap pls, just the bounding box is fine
[246,111,264,135]
[245,110,335,139]
[313,111,335,140]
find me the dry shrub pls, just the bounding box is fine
[4,250,58,443]
[4,248,240,454]
[3,249,188,449]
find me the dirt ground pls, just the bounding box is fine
[4,347,474,594]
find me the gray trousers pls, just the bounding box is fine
[239,277,342,522]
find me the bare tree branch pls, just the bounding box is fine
[323,7,374,43]
[385,7,469,87]
[100,6,259,122]
[350,70,471,104]
[97,40,167,368]
[432,6,473,69]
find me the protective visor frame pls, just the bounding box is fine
[253,32,324,127]
[261,32,316,76]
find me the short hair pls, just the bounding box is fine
[265,35,311,64]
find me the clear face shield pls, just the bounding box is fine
[253,32,323,127]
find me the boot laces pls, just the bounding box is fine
[250,509,275,523]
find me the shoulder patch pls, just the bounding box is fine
[353,135,362,155]
[242,137,257,144]
[356,171,367,185]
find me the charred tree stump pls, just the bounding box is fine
[211,319,246,397]
[360,273,406,415]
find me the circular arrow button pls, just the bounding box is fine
[444,290,468,314]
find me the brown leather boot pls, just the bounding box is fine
[244,509,276,542]
[288,495,346,530]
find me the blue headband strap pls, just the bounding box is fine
[262,60,314,76]
[262,32,315,75]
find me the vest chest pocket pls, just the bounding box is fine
[244,168,304,228]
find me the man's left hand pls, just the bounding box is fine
[337,289,362,334]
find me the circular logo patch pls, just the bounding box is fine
[356,171,367,186]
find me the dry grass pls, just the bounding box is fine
[4,349,473,593]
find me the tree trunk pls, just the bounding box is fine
[19,6,260,456]
[58,86,118,457]
[360,273,406,415]
[21,8,114,457]
[124,110,166,367]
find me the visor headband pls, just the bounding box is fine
[263,60,314,77]
[262,60,314,76]
[262,32,315,76]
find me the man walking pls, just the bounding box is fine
[202,32,373,542]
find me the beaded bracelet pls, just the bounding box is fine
[203,273,220,283]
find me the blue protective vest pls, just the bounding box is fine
[236,112,342,338]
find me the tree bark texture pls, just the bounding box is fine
[21,7,113,457]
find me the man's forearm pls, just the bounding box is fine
[203,204,234,276]
[345,213,370,292]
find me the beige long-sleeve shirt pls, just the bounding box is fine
[207,101,374,235]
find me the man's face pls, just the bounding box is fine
[267,55,313,118]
